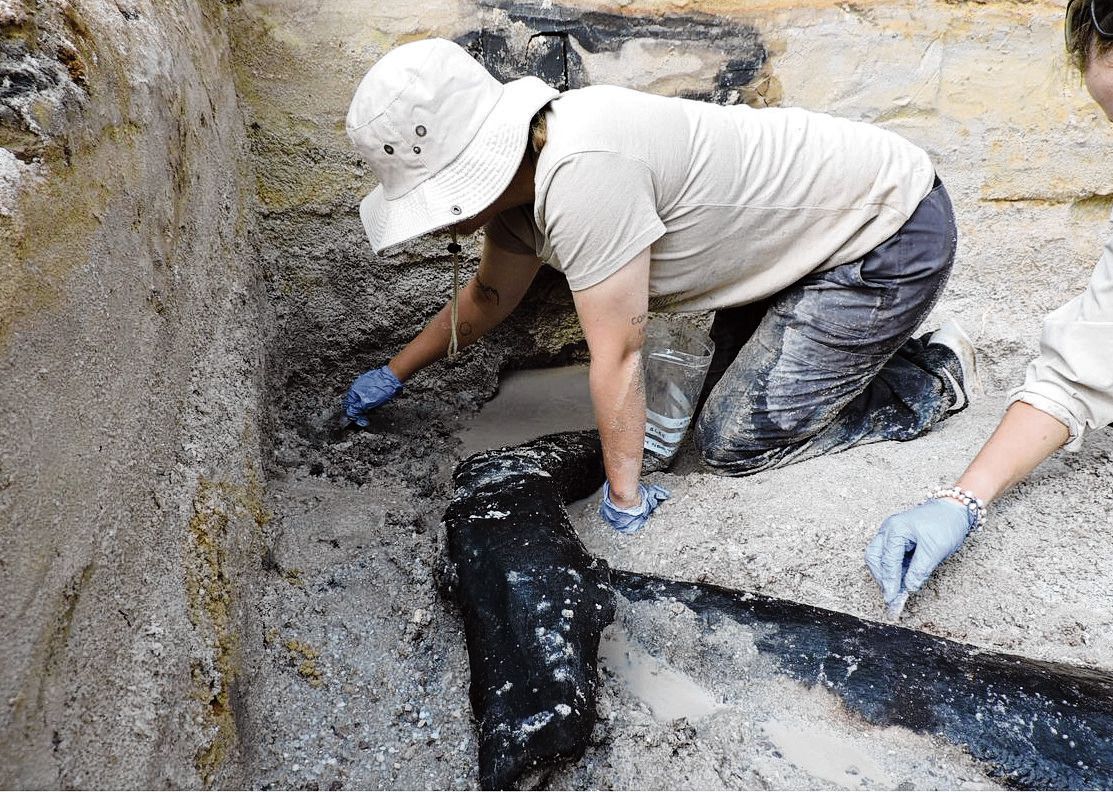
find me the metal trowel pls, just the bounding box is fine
[306,405,358,443]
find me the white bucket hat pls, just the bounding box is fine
[347,38,559,254]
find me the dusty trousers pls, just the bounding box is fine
[694,178,962,476]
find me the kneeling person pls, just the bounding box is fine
[342,39,974,533]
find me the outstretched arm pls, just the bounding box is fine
[571,247,651,508]
[953,401,1068,504]
[389,235,542,380]
[343,235,540,425]
[866,402,1068,612]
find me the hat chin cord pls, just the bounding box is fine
[447,230,462,358]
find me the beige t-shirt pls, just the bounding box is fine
[489,85,936,313]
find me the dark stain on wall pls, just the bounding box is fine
[456,0,768,104]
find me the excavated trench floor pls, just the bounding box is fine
[242,362,1113,790]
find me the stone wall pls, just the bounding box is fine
[1,1,263,786]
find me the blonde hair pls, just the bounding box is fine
[529,107,548,154]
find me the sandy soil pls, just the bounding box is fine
[243,339,1112,789]
[549,597,1000,790]
[572,394,1113,671]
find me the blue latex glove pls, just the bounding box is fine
[864,498,976,606]
[342,365,403,427]
[599,481,671,534]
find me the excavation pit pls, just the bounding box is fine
[3,0,1112,788]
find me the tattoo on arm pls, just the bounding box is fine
[475,276,501,306]
[459,321,474,338]
[631,311,648,343]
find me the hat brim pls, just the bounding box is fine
[358,76,559,255]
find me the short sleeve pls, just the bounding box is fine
[485,206,541,256]
[537,151,666,291]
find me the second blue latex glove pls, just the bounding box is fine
[343,365,403,427]
[864,498,976,606]
[599,481,671,534]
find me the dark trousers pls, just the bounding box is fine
[694,179,960,476]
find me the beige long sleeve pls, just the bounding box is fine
[1007,225,1113,451]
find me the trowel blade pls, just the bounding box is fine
[307,405,356,443]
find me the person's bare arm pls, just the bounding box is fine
[571,247,651,508]
[389,235,542,380]
[953,401,1069,504]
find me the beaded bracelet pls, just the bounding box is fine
[928,486,987,533]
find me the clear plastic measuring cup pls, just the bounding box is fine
[642,318,715,469]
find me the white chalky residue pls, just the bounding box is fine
[536,600,551,611]
[496,681,513,695]
[519,710,553,735]
[554,704,572,717]
[485,510,510,518]
[561,609,575,618]
[508,571,531,584]
[537,629,570,666]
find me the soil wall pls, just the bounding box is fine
[1,1,264,786]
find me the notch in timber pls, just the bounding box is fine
[528,31,570,91]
